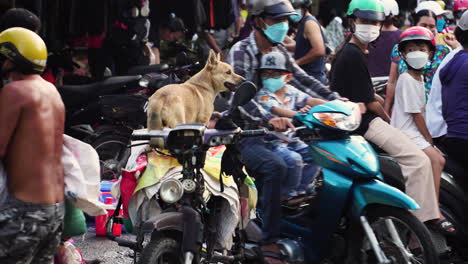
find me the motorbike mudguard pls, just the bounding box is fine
[141,207,203,254]
[350,179,419,220]
[141,211,184,234]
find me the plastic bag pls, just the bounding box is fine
[63,135,106,216]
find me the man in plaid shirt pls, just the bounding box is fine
[223,0,339,262]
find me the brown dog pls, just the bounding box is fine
[147,50,244,129]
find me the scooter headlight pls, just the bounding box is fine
[159,179,184,204]
[313,110,361,132]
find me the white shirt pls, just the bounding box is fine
[391,72,426,139]
[426,46,463,138]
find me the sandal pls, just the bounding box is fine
[426,219,457,237]
[253,245,289,264]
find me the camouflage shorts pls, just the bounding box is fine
[0,196,64,264]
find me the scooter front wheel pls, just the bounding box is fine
[347,205,439,264]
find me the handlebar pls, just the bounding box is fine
[130,128,267,142]
[130,134,151,141]
[240,129,267,137]
[162,62,200,74]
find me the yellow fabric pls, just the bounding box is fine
[0,27,47,72]
[134,146,258,210]
[135,146,235,193]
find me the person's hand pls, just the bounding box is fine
[427,137,434,146]
[268,117,295,132]
[298,105,311,113]
[444,34,460,50]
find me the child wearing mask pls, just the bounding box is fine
[391,26,453,235]
[255,51,325,204]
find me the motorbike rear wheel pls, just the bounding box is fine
[138,237,183,264]
[348,205,439,264]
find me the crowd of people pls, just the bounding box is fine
[1,0,468,263]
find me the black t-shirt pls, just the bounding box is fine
[330,43,377,135]
[149,25,160,48]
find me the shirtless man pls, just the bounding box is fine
[0,27,65,264]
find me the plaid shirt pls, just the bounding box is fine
[227,32,339,128]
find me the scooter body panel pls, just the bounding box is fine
[282,168,353,261]
[307,135,381,179]
[351,179,419,220]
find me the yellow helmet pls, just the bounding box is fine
[0,27,47,74]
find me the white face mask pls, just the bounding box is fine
[405,51,429,70]
[354,24,381,44]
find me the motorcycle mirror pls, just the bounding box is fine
[230,81,257,110]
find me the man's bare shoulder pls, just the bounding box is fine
[0,81,34,106]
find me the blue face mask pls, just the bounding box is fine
[436,18,446,33]
[290,9,302,23]
[262,76,286,93]
[263,21,289,44]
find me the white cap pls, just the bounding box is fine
[457,9,468,30]
[259,51,290,72]
[415,1,449,16]
[380,0,399,16]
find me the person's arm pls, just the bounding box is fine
[228,45,274,123]
[367,101,390,122]
[283,35,296,52]
[201,31,225,61]
[151,47,161,64]
[413,113,434,145]
[295,20,325,66]
[0,84,25,159]
[271,107,298,118]
[385,62,399,115]
[375,93,385,106]
[385,46,402,115]
[444,34,460,50]
[306,97,326,107]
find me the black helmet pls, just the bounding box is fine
[249,0,296,18]
[289,0,312,9]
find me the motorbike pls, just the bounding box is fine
[370,77,468,260]
[60,59,201,180]
[372,76,389,100]
[260,100,439,263]
[106,82,303,264]
[379,145,468,260]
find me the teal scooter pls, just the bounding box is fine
[260,100,439,263]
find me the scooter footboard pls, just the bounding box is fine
[351,179,419,220]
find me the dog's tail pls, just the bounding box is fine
[147,100,164,130]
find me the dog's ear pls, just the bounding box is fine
[206,49,219,71]
[216,52,221,61]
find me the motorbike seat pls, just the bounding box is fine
[60,75,141,108]
[127,64,169,75]
[378,154,406,192]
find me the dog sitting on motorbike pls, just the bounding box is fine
[147,49,244,129]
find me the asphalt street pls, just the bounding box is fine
[73,227,135,264]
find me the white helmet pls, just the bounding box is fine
[415,1,449,16]
[457,7,468,30]
[259,51,290,72]
[380,0,399,16]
